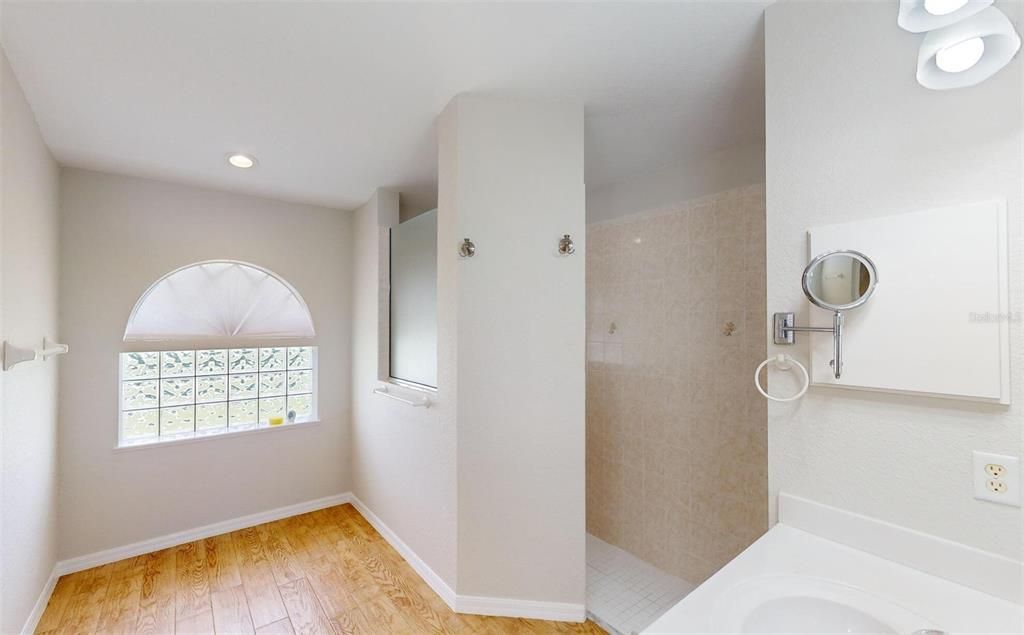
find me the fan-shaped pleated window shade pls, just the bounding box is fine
[124,261,315,341]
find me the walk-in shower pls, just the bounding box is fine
[585,183,768,634]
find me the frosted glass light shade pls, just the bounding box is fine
[925,0,970,16]
[124,260,315,341]
[916,7,1021,90]
[898,0,992,33]
[935,36,985,72]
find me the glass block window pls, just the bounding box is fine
[119,347,317,446]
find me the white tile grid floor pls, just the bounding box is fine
[586,534,695,635]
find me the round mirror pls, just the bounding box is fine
[801,249,878,312]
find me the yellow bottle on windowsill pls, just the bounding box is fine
[269,416,284,426]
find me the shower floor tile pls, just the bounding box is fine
[586,534,694,635]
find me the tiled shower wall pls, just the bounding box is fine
[585,183,768,585]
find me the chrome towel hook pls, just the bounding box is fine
[459,238,476,258]
[557,234,575,256]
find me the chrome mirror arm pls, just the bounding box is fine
[831,311,844,379]
[773,311,845,380]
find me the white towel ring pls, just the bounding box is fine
[754,354,809,402]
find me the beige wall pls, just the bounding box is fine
[586,184,767,584]
[766,1,1022,558]
[58,168,352,560]
[1,49,61,634]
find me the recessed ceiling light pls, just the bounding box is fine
[924,0,969,16]
[935,36,985,72]
[228,154,256,169]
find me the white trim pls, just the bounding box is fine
[996,202,1011,405]
[45,492,585,625]
[349,494,586,622]
[114,419,320,452]
[455,595,586,622]
[21,565,59,635]
[778,492,1023,604]
[55,493,352,576]
[348,494,457,609]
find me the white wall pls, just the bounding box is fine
[765,1,1023,558]
[58,168,352,559]
[442,95,586,605]
[0,49,61,634]
[586,142,764,224]
[350,189,458,589]
[351,95,587,612]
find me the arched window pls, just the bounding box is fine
[119,261,317,447]
[124,260,315,341]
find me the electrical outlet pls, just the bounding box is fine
[987,479,1007,494]
[986,463,1006,479]
[973,451,1020,507]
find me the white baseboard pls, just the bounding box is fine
[24,493,352,634]
[56,492,353,576]
[41,491,584,627]
[349,493,585,622]
[456,595,586,622]
[21,565,59,635]
[347,494,458,609]
[779,492,1023,604]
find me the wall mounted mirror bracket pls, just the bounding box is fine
[773,311,846,377]
[773,249,878,380]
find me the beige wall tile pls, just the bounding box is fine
[586,183,767,585]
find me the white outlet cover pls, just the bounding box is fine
[973,451,1020,507]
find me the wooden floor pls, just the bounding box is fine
[36,504,605,634]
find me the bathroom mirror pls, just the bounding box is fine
[801,250,878,311]
[773,249,879,380]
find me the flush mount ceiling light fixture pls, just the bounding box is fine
[898,0,992,33]
[916,7,1021,89]
[227,153,256,169]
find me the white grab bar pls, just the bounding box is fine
[373,385,432,408]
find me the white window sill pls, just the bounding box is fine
[383,377,437,395]
[114,419,320,452]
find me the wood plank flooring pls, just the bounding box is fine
[36,504,605,634]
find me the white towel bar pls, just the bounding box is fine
[372,386,431,408]
[3,338,70,371]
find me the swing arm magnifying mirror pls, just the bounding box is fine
[773,249,879,380]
